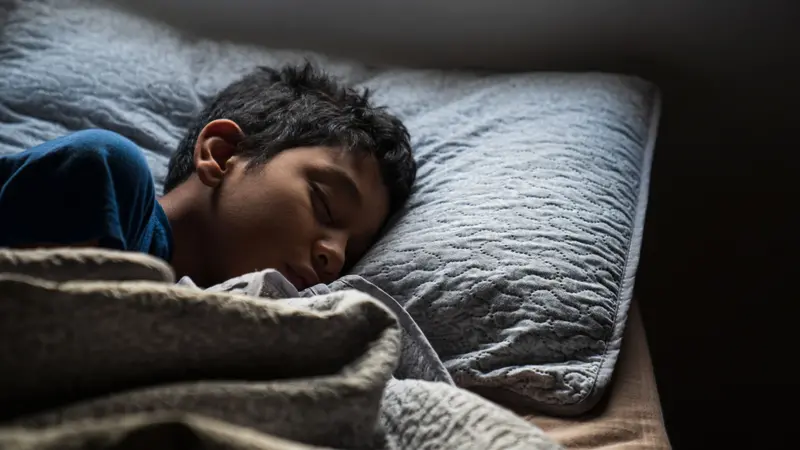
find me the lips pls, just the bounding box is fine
[284,264,319,291]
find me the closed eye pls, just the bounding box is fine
[310,182,334,225]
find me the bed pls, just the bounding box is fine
[0,0,670,448]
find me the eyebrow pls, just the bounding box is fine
[316,166,362,207]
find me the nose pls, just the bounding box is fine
[313,232,346,281]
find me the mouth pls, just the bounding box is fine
[284,264,319,291]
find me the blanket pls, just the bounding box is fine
[185,271,454,385]
[0,248,560,450]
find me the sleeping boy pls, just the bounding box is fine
[0,63,417,289]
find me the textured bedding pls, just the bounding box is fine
[0,248,560,450]
[0,0,660,415]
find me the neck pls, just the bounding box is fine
[158,181,209,285]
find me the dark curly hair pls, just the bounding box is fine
[164,63,416,216]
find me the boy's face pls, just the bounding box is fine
[194,132,390,290]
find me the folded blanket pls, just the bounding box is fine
[0,248,560,450]
[188,270,454,385]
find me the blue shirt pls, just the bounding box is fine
[0,129,173,261]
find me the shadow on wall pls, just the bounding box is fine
[112,0,786,73]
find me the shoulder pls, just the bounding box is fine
[2,129,153,190]
[51,130,157,206]
[26,129,159,243]
[60,130,158,227]
[60,129,153,185]
[0,130,160,250]
[7,129,153,186]
[62,130,165,253]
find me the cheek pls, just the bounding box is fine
[217,180,317,267]
[222,175,304,229]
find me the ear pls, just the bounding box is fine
[193,119,245,188]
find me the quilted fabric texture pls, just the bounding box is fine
[0,0,660,415]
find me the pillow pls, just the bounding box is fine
[0,0,660,415]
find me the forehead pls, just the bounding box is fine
[294,146,386,194]
[329,147,385,191]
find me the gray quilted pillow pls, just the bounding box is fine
[359,73,659,415]
[0,0,659,415]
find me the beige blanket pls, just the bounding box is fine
[0,248,559,449]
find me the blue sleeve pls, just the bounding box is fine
[0,129,158,251]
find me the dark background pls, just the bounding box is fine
[114,1,800,445]
[637,60,797,447]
